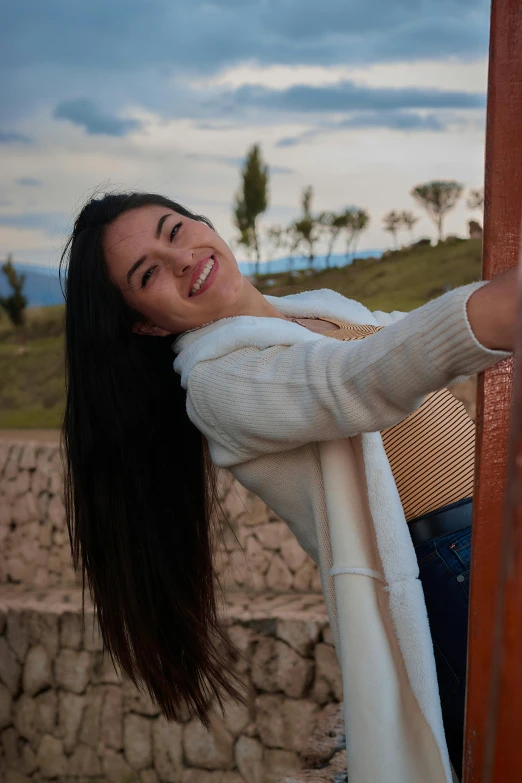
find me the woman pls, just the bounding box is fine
[61,191,514,783]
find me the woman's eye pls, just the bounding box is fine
[140,266,156,288]
[170,221,182,241]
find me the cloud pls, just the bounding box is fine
[16,177,42,187]
[0,212,70,233]
[1,0,490,127]
[277,110,450,146]
[185,151,293,174]
[53,99,142,137]
[0,130,32,144]
[223,81,485,115]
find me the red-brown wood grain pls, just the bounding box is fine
[484,260,522,780]
[462,0,522,780]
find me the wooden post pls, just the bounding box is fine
[463,0,522,780]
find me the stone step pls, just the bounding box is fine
[0,586,343,783]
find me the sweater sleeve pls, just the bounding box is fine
[185,282,511,462]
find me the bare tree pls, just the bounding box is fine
[319,211,348,269]
[410,180,463,242]
[400,210,418,244]
[293,186,322,268]
[467,187,484,211]
[382,210,403,249]
[344,208,370,261]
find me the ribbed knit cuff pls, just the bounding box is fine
[413,281,512,379]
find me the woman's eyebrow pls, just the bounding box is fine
[126,213,173,285]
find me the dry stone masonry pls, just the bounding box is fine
[0,438,343,783]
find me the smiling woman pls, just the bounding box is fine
[60,189,516,782]
[59,190,298,728]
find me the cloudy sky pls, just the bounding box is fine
[2,0,490,270]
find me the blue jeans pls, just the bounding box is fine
[413,499,472,781]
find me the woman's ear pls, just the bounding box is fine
[132,321,171,337]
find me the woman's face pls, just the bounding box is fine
[103,204,245,335]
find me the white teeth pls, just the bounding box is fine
[190,257,214,295]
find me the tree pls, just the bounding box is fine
[410,180,463,242]
[293,186,322,268]
[0,255,28,351]
[383,211,403,249]
[284,222,304,277]
[318,211,348,269]
[467,187,484,211]
[262,224,287,275]
[400,210,418,244]
[344,208,370,261]
[233,144,269,277]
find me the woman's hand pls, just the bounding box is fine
[466,265,520,352]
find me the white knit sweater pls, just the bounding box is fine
[172,282,510,783]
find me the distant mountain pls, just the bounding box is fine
[1,251,383,308]
[239,250,382,276]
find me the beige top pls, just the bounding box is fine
[311,315,475,520]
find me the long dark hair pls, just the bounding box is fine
[59,192,244,726]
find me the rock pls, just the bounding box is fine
[21,742,38,774]
[20,442,37,470]
[226,625,254,675]
[235,735,263,783]
[23,644,52,696]
[68,743,103,777]
[184,713,234,770]
[300,702,345,770]
[4,444,22,480]
[6,612,29,662]
[254,523,289,550]
[57,690,85,752]
[4,770,31,783]
[256,695,319,752]
[34,690,57,734]
[0,682,12,729]
[152,718,183,782]
[101,685,123,749]
[141,769,160,783]
[264,748,300,779]
[92,650,122,684]
[276,620,321,657]
[60,611,83,649]
[36,734,68,778]
[79,686,104,747]
[252,639,313,698]
[123,678,160,717]
[221,695,250,736]
[1,725,20,765]
[265,555,293,592]
[103,747,136,783]
[26,610,59,660]
[312,644,343,704]
[124,713,152,770]
[13,695,38,743]
[280,537,308,572]
[47,494,65,527]
[54,648,91,694]
[322,626,334,646]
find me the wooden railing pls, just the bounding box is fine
[463,0,522,779]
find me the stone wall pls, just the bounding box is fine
[0,437,342,783]
[0,587,342,783]
[0,441,321,593]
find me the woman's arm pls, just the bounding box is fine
[186,280,514,461]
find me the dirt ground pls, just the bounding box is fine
[0,429,61,443]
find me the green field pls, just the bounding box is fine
[0,238,482,429]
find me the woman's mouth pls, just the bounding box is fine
[189,256,217,297]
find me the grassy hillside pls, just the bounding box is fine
[0,238,482,429]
